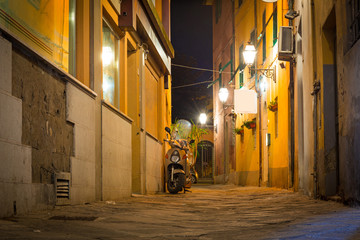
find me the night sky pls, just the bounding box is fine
[171,0,213,124]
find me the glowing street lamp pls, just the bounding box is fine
[199,113,207,125]
[243,44,275,82]
[218,87,229,103]
[243,44,257,66]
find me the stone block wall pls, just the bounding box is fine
[0,36,52,217]
[102,104,132,200]
[66,83,96,204]
[145,134,163,193]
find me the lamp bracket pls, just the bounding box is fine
[250,67,276,83]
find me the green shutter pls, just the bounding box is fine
[273,4,278,46]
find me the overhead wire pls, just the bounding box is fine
[172,63,234,74]
[172,80,213,89]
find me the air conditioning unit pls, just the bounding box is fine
[278,26,294,61]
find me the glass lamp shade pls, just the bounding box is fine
[243,44,257,66]
[262,0,277,2]
[219,87,229,103]
[199,113,207,125]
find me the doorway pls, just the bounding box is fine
[195,140,214,179]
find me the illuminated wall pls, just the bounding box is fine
[233,0,290,188]
[0,0,71,71]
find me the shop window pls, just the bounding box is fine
[347,0,360,48]
[102,20,120,109]
[0,0,74,72]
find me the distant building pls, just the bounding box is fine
[205,0,236,184]
[0,0,173,217]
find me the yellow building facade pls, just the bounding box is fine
[0,0,173,217]
[233,0,292,188]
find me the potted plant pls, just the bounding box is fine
[268,99,278,112]
[243,119,256,129]
[234,127,244,135]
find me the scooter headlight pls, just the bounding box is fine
[170,150,180,163]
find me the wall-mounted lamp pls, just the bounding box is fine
[243,44,275,83]
[219,87,229,103]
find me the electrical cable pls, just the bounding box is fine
[172,81,213,89]
[172,63,234,74]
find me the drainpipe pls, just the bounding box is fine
[139,44,147,194]
[288,0,295,189]
[254,0,262,186]
[310,0,319,199]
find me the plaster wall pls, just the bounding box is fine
[294,0,315,197]
[297,0,360,202]
[102,105,132,200]
[335,2,360,203]
[145,135,163,193]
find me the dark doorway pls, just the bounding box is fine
[195,140,214,179]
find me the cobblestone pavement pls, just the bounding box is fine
[1,184,360,239]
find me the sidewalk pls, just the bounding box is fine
[1,185,360,239]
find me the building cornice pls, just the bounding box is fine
[140,0,174,58]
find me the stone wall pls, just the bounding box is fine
[12,50,73,184]
[0,36,55,217]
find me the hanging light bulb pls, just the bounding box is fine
[199,113,207,125]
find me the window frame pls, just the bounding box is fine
[101,17,121,109]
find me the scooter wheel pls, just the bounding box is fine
[167,173,184,194]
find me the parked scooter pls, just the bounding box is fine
[164,127,194,194]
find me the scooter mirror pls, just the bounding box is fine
[189,139,195,144]
[165,127,171,134]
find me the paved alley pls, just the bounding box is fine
[1,185,360,239]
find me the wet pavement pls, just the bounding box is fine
[1,184,360,239]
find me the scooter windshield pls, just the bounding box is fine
[171,119,192,140]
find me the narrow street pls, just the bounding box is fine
[1,185,360,240]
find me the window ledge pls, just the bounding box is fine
[102,100,133,124]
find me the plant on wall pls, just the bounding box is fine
[234,127,244,135]
[243,119,256,129]
[268,98,278,112]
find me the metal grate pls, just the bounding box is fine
[56,179,70,199]
[55,172,70,205]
